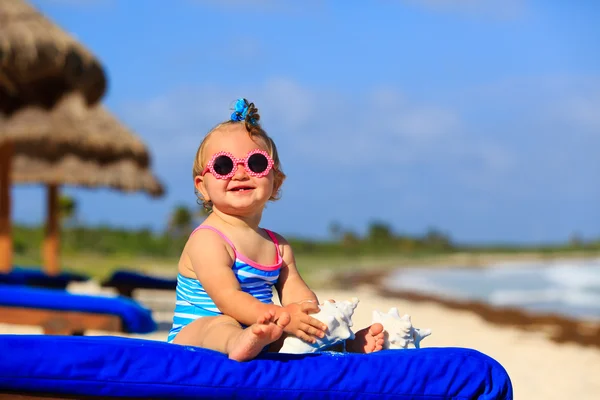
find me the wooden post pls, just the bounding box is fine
[0,142,12,273]
[43,184,60,276]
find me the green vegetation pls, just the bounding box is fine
[12,197,599,282]
[12,218,600,284]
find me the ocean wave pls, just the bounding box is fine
[384,258,600,320]
[489,288,600,308]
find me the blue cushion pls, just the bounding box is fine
[0,335,512,399]
[0,266,88,289]
[103,269,177,290]
[0,284,156,334]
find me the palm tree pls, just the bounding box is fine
[328,221,343,241]
[367,221,394,244]
[58,194,77,227]
[169,205,193,237]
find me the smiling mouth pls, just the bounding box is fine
[229,187,254,192]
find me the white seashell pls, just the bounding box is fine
[372,308,432,349]
[279,298,359,354]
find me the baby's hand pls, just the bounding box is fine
[281,301,327,344]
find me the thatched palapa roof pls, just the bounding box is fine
[0,0,107,115]
[0,94,165,197]
[12,155,164,197]
[0,94,149,166]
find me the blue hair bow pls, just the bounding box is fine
[230,98,256,124]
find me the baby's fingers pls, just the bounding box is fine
[295,330,317,344]
[303,316,328,332]
[299,323,325,339]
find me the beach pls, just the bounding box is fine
[1,280,599,400]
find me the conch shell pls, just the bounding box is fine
[279,298,359,354]
[372,307,432,349]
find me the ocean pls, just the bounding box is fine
[383,257,600,321]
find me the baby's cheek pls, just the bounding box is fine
[206,179,227,194]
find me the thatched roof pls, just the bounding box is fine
[0,93,165,198]
[0,0,107,115]
[0,94,149,167]
[12,154,164,197]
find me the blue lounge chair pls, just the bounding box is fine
[0,284,156,335]
[0,334,513,399]
[0,266,89,289]
[101,269,177,297]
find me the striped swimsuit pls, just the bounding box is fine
[167,225,282,343]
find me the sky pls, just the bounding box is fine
[13,0,600,244]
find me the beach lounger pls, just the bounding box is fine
[0,334,513,400]
[0,284,156,335]
[101,269,177,297]
[0,266,89,289]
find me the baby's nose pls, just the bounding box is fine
[232,162,249,179]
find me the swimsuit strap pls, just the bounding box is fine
[191,226,282,257]
[191,225,237,251]
[263,229,282,256]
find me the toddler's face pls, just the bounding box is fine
[195,125,275,216]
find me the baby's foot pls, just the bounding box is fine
[346,323,384,353]
[228,310,291,361]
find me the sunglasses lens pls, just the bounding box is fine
[248,153,269,173]
[213,155,234,176]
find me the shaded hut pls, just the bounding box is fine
[0,0,106,115]
[1,94,165,274]
[1,0,107,272]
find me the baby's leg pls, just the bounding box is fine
[228,311,291,361]
[346,323,385,354]
[173,310,290,361]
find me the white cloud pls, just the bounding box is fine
[36,0,113,6]
[397,0,528,20]
[115,74,600,218]
[560,94,600,132]
[452,75,600,198]
[465,75,600,141]
[117,76,511,179]
[187,0,325,14]
[194,0,281,6]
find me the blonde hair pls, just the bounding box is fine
[192,101,286,210]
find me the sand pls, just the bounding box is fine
[2,283,599,400]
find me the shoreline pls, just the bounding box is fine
[353,251,600,270]
[333,269,600,349]
[303,251,599,285]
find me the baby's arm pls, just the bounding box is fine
[186,230,279,327]
[270,235,328,342]
[273,233,319,306]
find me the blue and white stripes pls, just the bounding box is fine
[167,259,280,342]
